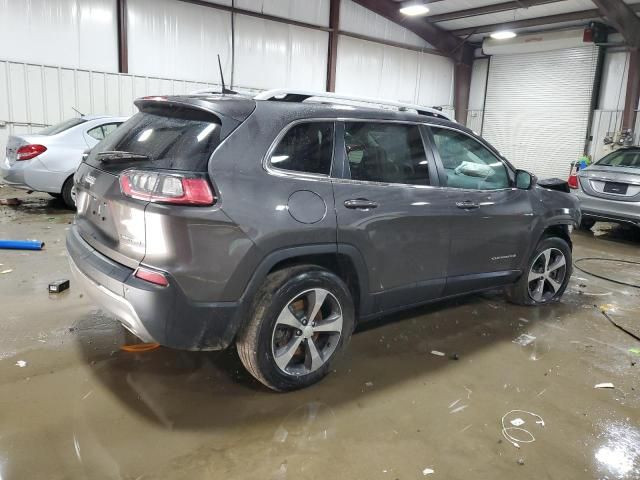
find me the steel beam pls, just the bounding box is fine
[117,0,128,73]
[622,49,640,130]
[591,0,640,48]
[350,0,471,62]
[176,0,332,32]
[430,0,562,24]
[327,0,340,92]
[451,9,601,36]
[454,63,472,126]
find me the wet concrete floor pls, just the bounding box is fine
[0,186,639,480]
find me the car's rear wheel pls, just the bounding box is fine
[506,236,572,306]
[236,265,354,391]
[61,176,76,209]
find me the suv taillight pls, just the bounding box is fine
[119,170,215,206]
[16,144,47,160]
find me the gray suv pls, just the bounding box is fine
[67,91,580,391]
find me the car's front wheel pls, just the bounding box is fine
[61,176,76,209]
[236,265,354,391]
[506,236,572,306]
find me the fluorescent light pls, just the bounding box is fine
[490,30,517,40]
[399,3,430,16]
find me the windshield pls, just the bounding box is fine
[85,111,222,173]
[596,150,640,169]
[39,117,86,135]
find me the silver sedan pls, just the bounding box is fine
[1,115,128,208]
[573,147,640,229]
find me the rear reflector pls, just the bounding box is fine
[119,169,215,206]
[134,267,169,287]
[16,144,47,160]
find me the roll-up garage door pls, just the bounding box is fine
[482,46,599,179]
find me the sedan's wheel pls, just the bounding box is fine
[506,236,572,306]
[527,248,567,302]
[61,176,76,210]
[237,265,354,391]
[272,288,343,376]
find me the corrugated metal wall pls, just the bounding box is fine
[482,46,599,178]
[0,60,221,154]
[0,0,457,154]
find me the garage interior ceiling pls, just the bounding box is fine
[363,0,640,44]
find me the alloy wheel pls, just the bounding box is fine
[271,288,343,375]
[527,248,567,302]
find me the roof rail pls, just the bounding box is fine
[254,89,454,121]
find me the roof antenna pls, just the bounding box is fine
[218,55,236,95]
[71,106,85,117]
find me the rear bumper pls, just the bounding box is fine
[1,157,64,193]
[573,189,640,225]
[67,225,240,350]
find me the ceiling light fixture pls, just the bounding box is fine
[399,2,430,16]
[490,30,517,40]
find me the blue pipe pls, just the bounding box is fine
[0,240,45,250]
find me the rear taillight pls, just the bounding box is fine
[16,144,47,161]
[568,162,579,189]
[134,267,169,287]
[568,174,579,189]
[119,169,215,206]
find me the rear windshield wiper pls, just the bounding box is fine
[97,151,151,164]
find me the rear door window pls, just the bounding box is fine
[87,123,122,141]
[268,122,334,176]
[85,111,221,173]
[344,122,430,185]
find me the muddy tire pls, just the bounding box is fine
[61,176,76,210]
[236,265,354,392]
[506,236,572,306]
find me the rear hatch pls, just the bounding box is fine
[74,95,255,267]
[578,149,640,202]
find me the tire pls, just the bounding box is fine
[61,176,76,209]
[506,236,572,306]
[580,218,596,230]
[236,265,355,392]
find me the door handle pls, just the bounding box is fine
[344,199,379,210]
[456,200,479,210]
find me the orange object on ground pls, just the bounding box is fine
[120,343,160,352]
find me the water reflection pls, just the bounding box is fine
[595,422,640,479]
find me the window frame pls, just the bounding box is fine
[334,119,441,188]
[263,119,337,180]
[424,124,515,191]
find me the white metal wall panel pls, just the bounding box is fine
[598,51,630,111]
[127,0,233,84]
[0,60,221,156]
[335,36,454,109]
[482,47,598,178]
[234,15,328,91]
[235,0,330,27]
[340,0,432,49]
[0,0,118,72]
[415,53,455,109]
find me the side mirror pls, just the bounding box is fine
[82,148,92,162]
[515,169,537,190]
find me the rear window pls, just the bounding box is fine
[85,111,222,172]
[597,150,640,169]
[39,118,86,136]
